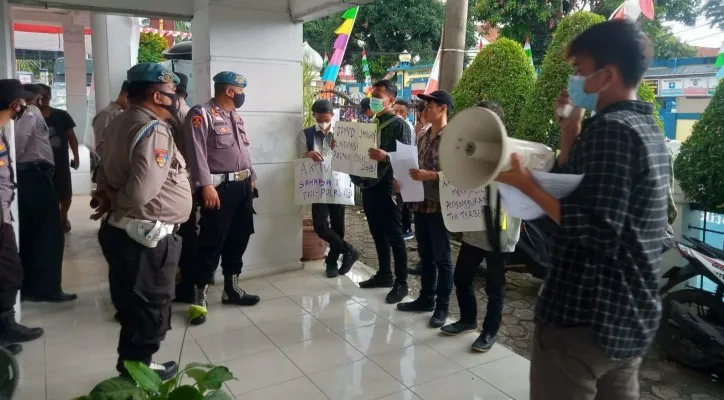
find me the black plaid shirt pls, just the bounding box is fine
[537,101,670,360]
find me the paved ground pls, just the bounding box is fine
[342,207,724,400]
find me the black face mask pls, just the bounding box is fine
[13,104,27,121]
[158,91,179,117]
[233,92,246,108]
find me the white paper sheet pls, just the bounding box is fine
[498,171,584,220]
[389,140,424,202]
[439,172,487,232]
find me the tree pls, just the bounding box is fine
[138,32,168,63]
[516,11,663,148]
[473,0,701,63]
[703,0,724,30]
[452,38,536,136]
[303,0,477,82]
[674,83,724,211]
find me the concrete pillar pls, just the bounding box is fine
[192,0,303,276]
[90,14,138,125]
[62,24,88,141]
[0,0,20,319]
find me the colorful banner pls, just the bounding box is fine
[440,174,487,233]
[294,159,355,206]
[361,50,372,94]
[331,121,377,178]
[321,7,359,95]
[524,37,535,74]
[683,76,709,96]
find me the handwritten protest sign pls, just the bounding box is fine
[332,121,377,178]
[440,172,487,232]
[295,158,355,206]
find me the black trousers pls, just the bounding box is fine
[176,205,198,291]
[415,212,454,310]
[362,184,407,284]
[0,223,22,311]
[454,242,508,335]
[98,222,180,370]
[401,200,412,233]
[312,203,348,261]
[17,166,65,297]
[194,180,254,286]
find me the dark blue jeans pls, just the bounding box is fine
[415,211,453,310]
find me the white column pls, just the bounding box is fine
[193,0,303,276]
[90,13,137,112]
[62,24,88,141]
[0,0,20,319]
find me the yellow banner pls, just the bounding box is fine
[335,19,355,35]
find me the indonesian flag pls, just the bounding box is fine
[425,49,441,94]
[610,0,655,21]
[478,39,484,51]
[524,37,535,70]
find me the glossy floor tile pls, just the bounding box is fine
[15,198,533,399]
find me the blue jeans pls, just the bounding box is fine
[415,211,453,310]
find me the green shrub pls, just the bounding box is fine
[517,11,664,148]
[674,83,724,212]
[452,37,535,136]
[138,32,168,63]
[637,80,663,130]
[516,12,605,146]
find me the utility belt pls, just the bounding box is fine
[107,214,179,248]
[211,169,251,186]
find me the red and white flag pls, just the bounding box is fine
[425,49,441,94]
[610,0,654,21]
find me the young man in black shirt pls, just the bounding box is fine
[352,80,413,304]
[497,20,669,399]
[38,84,80,233]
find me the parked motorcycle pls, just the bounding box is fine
[508,217,556,279]
[658,236,724,370]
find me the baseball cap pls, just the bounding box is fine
[0,79,32,110]
[360,97,371,112]
[417,90,454,112]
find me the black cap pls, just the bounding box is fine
[417,90,454,112]
[0,79,32,110]
[360,97,371,112]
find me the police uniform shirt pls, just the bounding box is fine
[0,129,15,223]
[14,104,55,165]
[96,105,192,225]
[93,101,125,159]
[184,100,256,188]
[297,125,334,159]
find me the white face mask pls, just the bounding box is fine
[317,122,331,131]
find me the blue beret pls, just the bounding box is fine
[213,71,247,88]
[127,63,180,85]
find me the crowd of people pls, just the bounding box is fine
[0,18,674,399]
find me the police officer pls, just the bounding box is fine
[14,84,75,302]
[0,79,44,355]
[169,72,196,303]
[94,81,129,160]
[184,71,259,325]
[92,63,191,379]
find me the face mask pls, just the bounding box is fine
[233,93,246,108]
[567,70,606,111]
[158,91,179,117]
[13,104,27,121]
[317,122,331,131]
[370,98,385,114]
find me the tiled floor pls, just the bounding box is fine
[15,198,531,400]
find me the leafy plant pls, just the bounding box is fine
[674,83,724,212]
[451,37,536,136]
[74,305,236,399]
[138,32,169,63]
[302,56,320,129]
[16,59,40,75]
[516,11,663,148]
[637,80,663,130]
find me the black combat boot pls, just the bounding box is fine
[190,285,208,326]
[338,247,359,276]
[0,310,43,343]
[222,274,260,306]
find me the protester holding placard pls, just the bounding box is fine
[396,90,455,328]
[440,101,522,353]
[351,80,413,304]
[298,99,359,278]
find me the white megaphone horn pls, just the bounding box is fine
[440,107,556,189]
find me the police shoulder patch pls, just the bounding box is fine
[155,149,169,167]
[192,115,203,128]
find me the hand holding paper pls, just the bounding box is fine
[498,170,583,220]
[389,140,424,202]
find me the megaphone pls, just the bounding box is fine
[440,107,556,189]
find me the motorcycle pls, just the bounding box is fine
[508,217,556,279]
[658,236,724,370]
